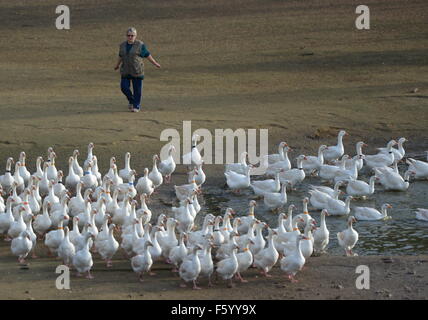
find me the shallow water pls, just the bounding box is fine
[197,155,428,256]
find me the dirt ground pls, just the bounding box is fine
[0,0,427,300]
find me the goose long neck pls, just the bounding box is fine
[267,233,275,249]
[381,207,388,217]
[318,147,325,163]
[337,134,344,147]
[345,197,352,210]
[296,238,304,257]
[303,201,308,214]
[397,141,405,153]
[125,154,131,170]
[6,159,12,171]
[320,213,326,228]
[241,153,247,165]
[304,223,312,237]
[87,146,93,160]
[297,158,304,169]
[356,144,364,156]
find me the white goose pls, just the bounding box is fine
[415,208,428,222]
[406,157,428,180]
[96,223,119,267]
[136,168,154,197]
[302,145,328,173]
[83,142,95,171]
[104,157,117,182]
[179,245,203,289]
[212,216,225,247]
[377,137,406,162]
[253,228,279,277]
[11,230,33,264]
[72,231,94,279]
[265,146,292,176]
[158,218,179,260]
[58,227,76,266]
[224,165,252,193]
[280,234,307,282]
[0,198,15,238]
[374,169,414,191]
[12,161,25,194]
[117,170,137,201]
[267,141,288,164]
[69,183,86,217]
[32,156,44,180]
[215,244,239,287]
[317,155,348,181]
[131,240,154,282]
[46,148,58,182]
[0,157,15,194]
[333,141,367,171]
[43,180,59,208]
[192,162,206,186]
[332,155,363,183]
[173,198,194,233]
[279,155,307,188]
[158,145,176,183]
[250,170,282,196]
[324,196,353,216]
[198,240,214,287]
[308,187,342,211]
[33,201,52,238]
[237,200,257,234]
[346,176,377,198]
[148,154,163,188]
[364,140,397,169]
[169,233,189,272]
[182,134,203,167]
[175,177,199,201]
[44,213,69,255]
[322,130,347,162]
[90,156,102,187]
[250,221,267,256]
[8,207,27,239]
[354,203,392,221]
[263,184,288,212]
[236,238,254,283]
[119,152,134,182]
[65,156,80,192]
[313,209,330,254]
[80,162,98,191]
[18,152,31,187]
[38,162,50,197]
[337,216,358,256]
[72,149,84,177]
[53,170,66,197]
[225,151,248,175]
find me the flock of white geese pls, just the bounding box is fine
[0,131,427,289]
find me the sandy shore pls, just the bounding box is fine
[0,0,427,300]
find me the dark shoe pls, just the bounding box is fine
[128,103,133,110]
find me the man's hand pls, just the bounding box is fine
[114,65,119,70]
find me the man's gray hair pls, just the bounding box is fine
[127,27,137,35]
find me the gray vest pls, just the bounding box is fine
[119,40,145,78]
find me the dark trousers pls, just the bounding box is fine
[120,77,143,109]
